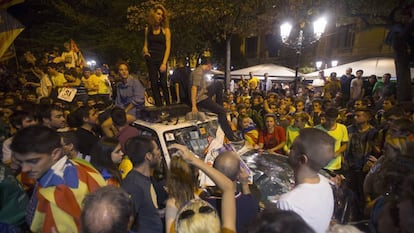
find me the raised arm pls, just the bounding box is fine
[168,144,236,232]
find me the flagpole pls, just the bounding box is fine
[12,43,19,72]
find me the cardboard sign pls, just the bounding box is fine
[57,87,77,102]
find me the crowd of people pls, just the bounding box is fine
[218,67,413,233]
[1,49,413,233]
[1,2,414,233]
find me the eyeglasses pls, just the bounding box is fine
[177,205,215,221]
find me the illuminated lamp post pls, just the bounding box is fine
[280,17,327,94]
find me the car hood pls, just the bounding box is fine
[240,150,295,203]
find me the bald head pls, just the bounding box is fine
[82,186,135,233]
[84,201,118,232]
[213,151,240,181]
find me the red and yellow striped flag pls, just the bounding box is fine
[71,39,87,68]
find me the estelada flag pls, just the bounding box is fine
[0,0,24,9]
[0,9,24,58]
[70,39,86,67]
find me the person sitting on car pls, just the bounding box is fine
[190,57,243,144]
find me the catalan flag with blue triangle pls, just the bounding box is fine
[29,156,106,233]
[0,9,24,58]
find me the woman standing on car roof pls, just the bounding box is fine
[143,4,171,107]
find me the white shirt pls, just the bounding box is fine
[350,78,363,100]
[39,74,52,98]
[277,174,334,233]
[1,136,12,164]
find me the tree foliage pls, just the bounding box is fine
[126,0,280,58]
[11,0,414,99]
[12,0,144,70]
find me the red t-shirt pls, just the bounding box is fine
[259,126,286,153]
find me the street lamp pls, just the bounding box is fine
[280,17,327,94]
[315,61,323,70]
[87,60,97,68]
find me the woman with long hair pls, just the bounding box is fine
[165,156,199,233]
[143,4,171,107]
[90,137,123,186]
[168,143,236,233]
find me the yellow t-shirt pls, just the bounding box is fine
[89,74,110,95]
[248,76,259,89]
[51,72,66,93]
[316,123,349,170]
[119,156,133,179]
[82,76,98,95]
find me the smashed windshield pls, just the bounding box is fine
[163,120,219,157]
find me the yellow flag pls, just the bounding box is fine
[0,9,24,58]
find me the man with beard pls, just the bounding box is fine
[345,109,379,220]
[72,106,100,157]
[39,104,66,131]
[315,108,349,172]
[121,136,163,233]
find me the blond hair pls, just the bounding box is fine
[166,156,197,207]
[148,4,169,28]
[175,199,220,233]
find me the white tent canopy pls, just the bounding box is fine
[304,57,414,79]
[231,63,301,80]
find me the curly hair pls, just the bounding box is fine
[148,4,169,28]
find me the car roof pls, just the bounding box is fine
[132,115,218,134]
